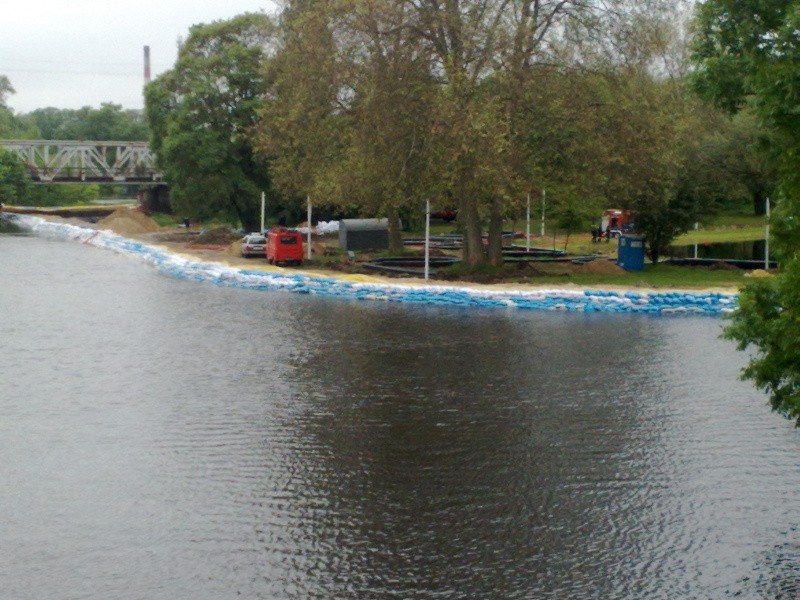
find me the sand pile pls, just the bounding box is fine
[574,259,626,275]
[98,207,161,236]
[746,269,772,278]
[225,241,243,256]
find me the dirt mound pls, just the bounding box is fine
[193,227,242,245]
[312,241,338,257]
[708,261,741,271]
[574,258,626,275]
[146,230,195,243]
[414,247,449,257]
[98,207,161,236]
[516,262,546,277]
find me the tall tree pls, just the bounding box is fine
[145,13,275,230]
[320,0,438,251]
[0,76,38,205]
[405,0,531,265]
[693,0,800,423]
[260,1,639,264]
[254,0,348,222]
[0,75,14,108]
[0,76,37,140]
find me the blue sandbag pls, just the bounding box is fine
[4,213,741,317]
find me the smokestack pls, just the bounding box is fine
[143,45,151,85]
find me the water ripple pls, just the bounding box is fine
[1,233,798,598]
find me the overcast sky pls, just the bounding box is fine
[1,0,278,114]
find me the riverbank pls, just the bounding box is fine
[2,210,741,315]
[135,213,747,297]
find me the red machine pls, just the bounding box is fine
[600,209,635,236]
[266,228,304,265]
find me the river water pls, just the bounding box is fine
[1,224,798,599]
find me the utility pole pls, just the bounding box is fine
[765,197,770,269]
[526,192,531,252]
[260,191,265,233]
[541,189,546,237]
[424,200,430,281]
[307,196,312,261]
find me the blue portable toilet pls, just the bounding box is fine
[618,234,645,271]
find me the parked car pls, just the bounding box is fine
[241,233,266,258]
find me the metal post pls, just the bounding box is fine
[424,199,431,281]
[307,196,312,261]
[260,191,265,233]
[540,189,546,237]
[765,197,770,269]
[526,192,531,252]
[693,222,698,259]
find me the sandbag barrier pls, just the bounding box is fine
[4,213,738,316]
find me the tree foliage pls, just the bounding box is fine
[0,77,37,140]
[24,104,148,141]
[0,77,140,206]
[145,13,275,231]
[724,270,800,425]
[0,75,14,107]
[693,0,800,423]
[252,0,695,265]
[132,3,777,271]
[0,149,31,204]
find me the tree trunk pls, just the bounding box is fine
[387,208,404,253]
[459,196,484,266]
[231,195,259,232]
[753,191,766,216]
[487,201,503,266]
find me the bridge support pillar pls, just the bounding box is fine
[139,184,171,214]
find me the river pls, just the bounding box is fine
[1,223,798,599]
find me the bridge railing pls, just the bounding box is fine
[0,140,162,183]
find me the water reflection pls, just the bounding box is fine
[0,216,29,235]
[1,231,798,599]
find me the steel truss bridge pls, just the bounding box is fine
[0,140,161,183]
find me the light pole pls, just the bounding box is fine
[307,196,312,261]
[526,192,531,252]
[765,197,770,269]
[540,189,546,237]
[260,191,265,233]
[424,199,430,281]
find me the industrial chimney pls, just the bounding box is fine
[143,45,151,85]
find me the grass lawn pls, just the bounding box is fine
[530,263,747,289]
[708,213,767,228]
[427,214,767,253]
[409,214,762,290]
[673,225,766,245]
